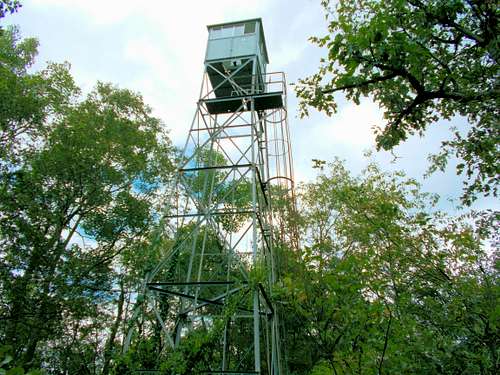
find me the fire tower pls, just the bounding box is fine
[125,18,296,374]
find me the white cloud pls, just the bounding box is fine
[21,0,491,210]
[31,0,135,25]
[290,98,383,183]
[31,0,270,26]
[66,0,270,143]
[22,0,377,180]
[294,98,382,158]
[324,98,382,147]
[271,42,307,70]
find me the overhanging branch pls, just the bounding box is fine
[321,72,398,94]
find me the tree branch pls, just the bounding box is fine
[321,72,398,94]
[378,307,393,375]
[408,0,485,45]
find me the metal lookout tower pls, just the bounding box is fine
[125,18,296,374]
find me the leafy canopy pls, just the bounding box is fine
[295,0,499,204]
[0,25,175,370]
[279,158,498,374]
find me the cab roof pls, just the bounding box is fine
[207,18,269,64]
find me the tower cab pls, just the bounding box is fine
[203,18,283,114]
[205,19,268,98]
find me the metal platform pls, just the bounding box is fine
[204,91,284,114]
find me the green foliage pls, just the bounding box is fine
[0,25,175,371]
[159,327,222,374]
[279,158,499,374]
[0,26,78,167]
[113,302,237,374]
[296,0,499,204]
[157,293,245,375]
[309,361,333,375]
[0,1,21,21]
[111,339,159,374]
[0,346,41,375]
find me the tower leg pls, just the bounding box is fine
[253,289,261,372]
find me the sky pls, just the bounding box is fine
[4,0,497,213]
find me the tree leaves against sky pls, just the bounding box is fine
[295,0,499,205]
[0,25,175,371]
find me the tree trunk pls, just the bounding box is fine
[102,277,125,375]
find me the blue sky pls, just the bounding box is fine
[5,0,497,212]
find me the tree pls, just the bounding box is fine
[0,26,175,370]
[295,0,499,204]
[277,158,499,374]
[0,0,21,21]
[0,26,75,169]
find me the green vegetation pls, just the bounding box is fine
[0,22,175,373]
[296,0,499,205]
[280,159,498,374]
[0,1,498,374]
